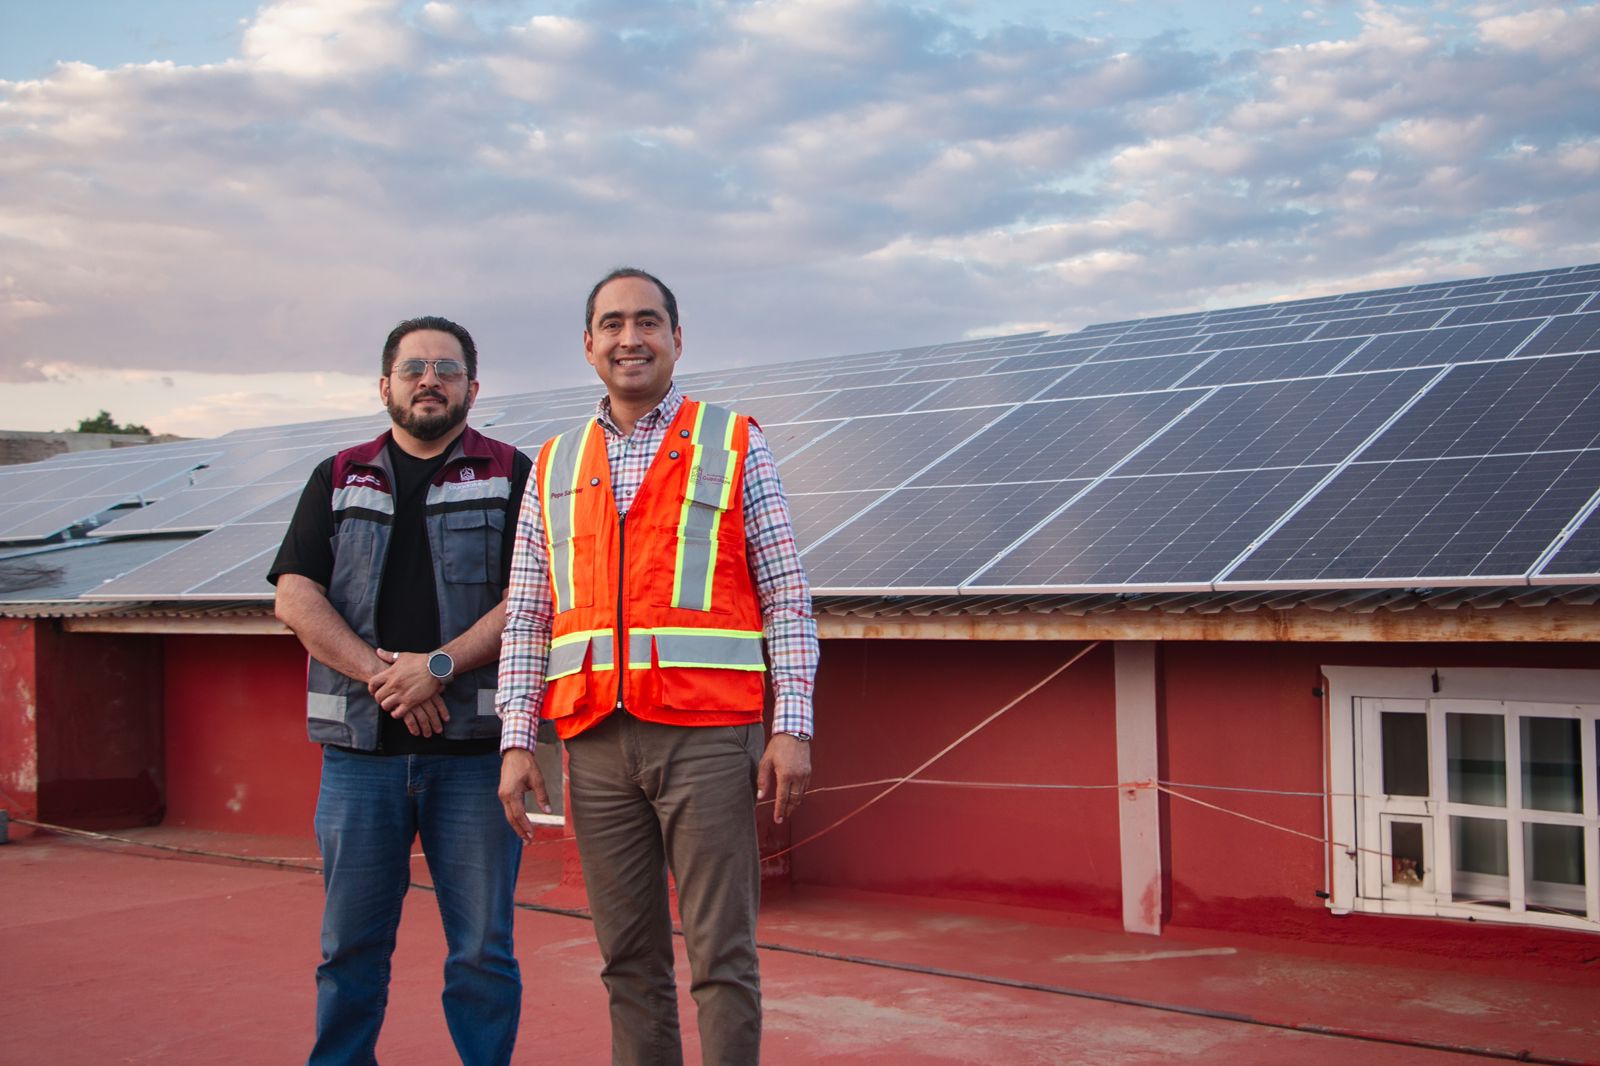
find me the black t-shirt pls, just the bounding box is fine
[269,435,532,755]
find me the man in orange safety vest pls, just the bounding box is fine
[496,267,819,1064]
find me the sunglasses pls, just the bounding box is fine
[392,358,470,382]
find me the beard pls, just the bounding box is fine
[387,390,469,441]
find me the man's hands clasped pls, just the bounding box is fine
[369,648,450,737]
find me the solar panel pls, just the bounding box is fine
[897,357,1007,382]
[1093,335,1205,360]
[1520,313,1600,357]
[1202,307,1290,328]
[1388,293,1511,314]
[968,467,1326,591]
[1219,450,1600,586]
[813,369,912,391]
[1534,502,1600,583]
[0,452,215,541]
[1528,281,1600,302]
[1118,370,1431,475]
[1334,320,1540,374]
[908,392,1196,487]
[14,259,1596,603]
[779,408,1000,494]
[914,367,1077,410]
[1177,338,1364,387]
[88,522,290,600]
[1434,278,1549,301]
[1198,323,1321,349]
[1038,353,1211,399]
[1359,354,1600,461]
[737,392,830,426]
[990,347,1103,374]
[1441,295,1590,326]
[803,481,1090,590]
[786,489,887,551]
[798,381,945,421]
[1312,310,1451,338]
[761,419,843,461]
[0,537,198,603]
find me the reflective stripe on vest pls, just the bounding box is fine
[331,483,394,515]
[671,403,739,611]
[547,627,614,680]
[542,420,597,614]
[632,626,767,671]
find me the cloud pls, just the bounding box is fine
[0,0,1596,416]
[241,0,419,80]
[1478,3,1600,58]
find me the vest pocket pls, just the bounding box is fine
[442,508,497,583]
[329,526,379,609]
[656,661,766,713]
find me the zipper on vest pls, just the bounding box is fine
[614,510,627,714]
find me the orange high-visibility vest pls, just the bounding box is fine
[535,399,767,739]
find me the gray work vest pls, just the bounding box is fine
[305,426,519,750]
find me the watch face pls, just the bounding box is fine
[428,651,453,678]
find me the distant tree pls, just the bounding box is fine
[73,410,151,435]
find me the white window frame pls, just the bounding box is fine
[1324,666,1600,934]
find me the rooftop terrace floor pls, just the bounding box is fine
[1,825,1595,1065]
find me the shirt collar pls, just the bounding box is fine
[596,381,684,436]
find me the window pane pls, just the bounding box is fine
[1525,822,1585,916]
[1381,712,1429,795]
[1447,713,1506,807]
[1451,815,1508,876]
[1390,820,1425,885]
[1451,815,1508,905]
[1521,716,1581,813]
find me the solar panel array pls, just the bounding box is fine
[3,261,1597,601]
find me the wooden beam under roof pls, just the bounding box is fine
[59,602,1600,642]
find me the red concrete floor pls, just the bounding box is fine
[1,825,1596,1065]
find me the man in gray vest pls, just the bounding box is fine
[270,315,538,1065]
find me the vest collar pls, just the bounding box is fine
[345,423,494,472]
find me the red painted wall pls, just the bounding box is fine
[0,619,39,821]
[791,639,1123,918]
[1157,641,1600,963]
[33,626,164,827]
[162,633,321,837]
[10,621,1596,962]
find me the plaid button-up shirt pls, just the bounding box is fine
[497,382,818,751]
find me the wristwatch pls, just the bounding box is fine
[427,650,455,682]
[782,731,812,742]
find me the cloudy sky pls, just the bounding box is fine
[2,0,1597,438]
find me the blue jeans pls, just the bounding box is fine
[310,748,522,1066]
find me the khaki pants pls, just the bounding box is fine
[565,713,764,1066]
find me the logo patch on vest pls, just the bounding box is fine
[459,466,477,481]
[692,469,729,486]
[550,487,583,500]
[345,471,383,487]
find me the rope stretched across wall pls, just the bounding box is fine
[762,639,1106,863]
